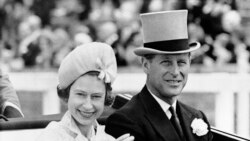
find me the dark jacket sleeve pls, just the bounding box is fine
[105,112,146,141]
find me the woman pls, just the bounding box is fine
[37,42,134,141]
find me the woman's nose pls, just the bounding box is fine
[83,97,93,109]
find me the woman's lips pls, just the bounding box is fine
[78,110,95,118]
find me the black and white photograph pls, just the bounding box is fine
[0,0,250,141]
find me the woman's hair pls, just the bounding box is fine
[57,71,113,106]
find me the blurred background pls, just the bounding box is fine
[0,0,250,139]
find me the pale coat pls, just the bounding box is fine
[37,111,115,141]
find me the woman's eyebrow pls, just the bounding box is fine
[72,89,86,93]
[73,89,105,94]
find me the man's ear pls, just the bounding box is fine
[188,53,192,64]
[141,57,150,74]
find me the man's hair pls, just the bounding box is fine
[143,54,156,62]
[57,71,113,106]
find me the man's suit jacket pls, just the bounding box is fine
[105,86,213,141]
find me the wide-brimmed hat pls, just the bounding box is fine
[58,42,117,89]
[134,10,200,56]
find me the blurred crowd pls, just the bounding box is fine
[0,0,250,72]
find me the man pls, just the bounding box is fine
[0,69,23,119]
[105,10,213,141]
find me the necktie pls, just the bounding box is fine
[169,106,185,139]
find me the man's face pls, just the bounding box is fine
[142,53,190,104]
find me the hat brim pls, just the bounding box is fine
[134,42,200,56]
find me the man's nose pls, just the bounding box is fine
[170,64,180,76]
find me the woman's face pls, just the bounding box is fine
[68,73,106,127]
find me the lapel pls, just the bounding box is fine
[177,101,199,141]
[139,86,182,141]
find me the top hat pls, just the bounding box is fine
[134,10,200,56]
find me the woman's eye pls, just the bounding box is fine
[76,93,83,96]
[75,93,87,97]
[92,95,102,99]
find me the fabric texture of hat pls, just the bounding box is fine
[58,42,117,89]
[134,10,200,56]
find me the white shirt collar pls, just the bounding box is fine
[147,87,177,119]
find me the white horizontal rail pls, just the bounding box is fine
[8,72,250,92]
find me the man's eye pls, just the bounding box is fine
[161,61,171,65]
[178,61,187,65]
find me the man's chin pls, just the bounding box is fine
[164,88,182,96]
